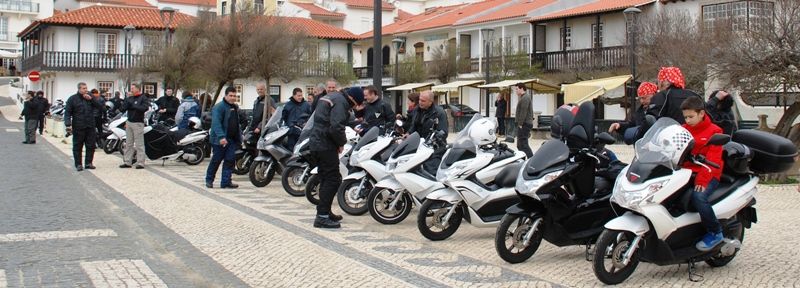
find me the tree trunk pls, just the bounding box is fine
[210,81,226,108]
[260,77,272,130]
[772,101,800,137]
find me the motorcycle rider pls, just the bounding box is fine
[357,85,394,136]
[407,90,448,175]
[155,88,180,123]
[282,87,311,150]
[706,90,737,135]
[680,96,725,251]
[309,84,364,229]
[648,67,702,124]
[609,82,658,144]
[250,83,276,135]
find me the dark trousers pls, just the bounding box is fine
[37,117,45,134]
[691,179,722,234]
[95,117,104,146]
[497,117,505,135]
[206,143,237,186]
[72,127,96,167]
[313,149,341,216]
[517,123,533,158]
[24,119,37,142]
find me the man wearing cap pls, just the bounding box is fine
[309,85,364,229]
[648,67,702,124]
[609,82,658,144]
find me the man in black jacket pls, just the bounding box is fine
[90,89,107,148]
[119,84,150,169]
[609,82,657,144]
[706,90,737,135]
[357,85,394,135]
[309,86,364,229]
[648,67,702,124]
[35,91,49,135]
[64,82,104,171]
[495,93,507,136]
[21,92,42,144]
[408,90,448,175]
[250,83,276,135]
[155,88,180,123]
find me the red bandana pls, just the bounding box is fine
[637,82,658,97]
[657,67,686,89]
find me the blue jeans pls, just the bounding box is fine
[691,179,722,234]
[206,143,237,186]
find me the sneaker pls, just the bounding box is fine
[119,164,132,168]
[696,232,724,252]
[205,182,213,188]
[221,183,239,189]
[84,164,96,170]
[75,166,84,172]
[314,216,341,229]
[329,213,343,222]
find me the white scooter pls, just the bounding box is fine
[140,117,208,165]
[304,126,359,205]
[592,117,797,284]
[367,121,447,225]
[418,114,526,240]
[106,102,160,156]
[337,125,402,215]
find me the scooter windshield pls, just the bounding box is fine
[354,127,380,152]
[633,117,684,170]
[297,111,315,143]
[455,113,482,141]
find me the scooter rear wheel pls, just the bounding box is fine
[417,200,462,241]
[305,175,321,205]
[183,145,205,165]
[592,229,640,285]
[705,216,745,267]
[495,214,543,263]
[367,188,413,225]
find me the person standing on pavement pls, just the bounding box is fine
[35,91,49,135]
[250,83,276,135]
[90,89,107,148]
[119,84,150,169]
[495,92,507,136]
[155,88,180,123]
[20,92,42,144]
[310,86,364,229]
[514,83,534,158]
[648,66,702,124]
[206,87,242,189]
[608,82,658,144]
[408,90,448,175]
[64,82,104,170]
[282,87,311,150]
[357,85,394,135]
[110,91,124,115]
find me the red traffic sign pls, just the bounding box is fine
[28,71,40,82]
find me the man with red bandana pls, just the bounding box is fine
[647,67,702,124]
[609,82,658,144]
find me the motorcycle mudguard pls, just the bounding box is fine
[254,155,272,162]
[424,188,462,204]
[286,158,308,168]
[107,134,119,140]
[604,212,650,236]
[265,145,293,162]
[344,171,367,181]
[504,202,541,216]
[235,149,246,157]
[374,178,404,192]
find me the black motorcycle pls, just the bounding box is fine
[234,128,258,175]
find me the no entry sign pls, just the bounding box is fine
[28,71,40,82]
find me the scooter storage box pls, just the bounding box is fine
[732,129,797,174]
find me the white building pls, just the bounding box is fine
[0,0,53,75]
[55,0,216,17]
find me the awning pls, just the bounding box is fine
[478,78,560,93]
[386,82,435,91]
[0,50,21,58]
[562,75,632,104]
[431,80,485,92]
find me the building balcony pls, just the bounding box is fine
[532,46,629,72]
[0,0,39,13]
[21,51,153,73]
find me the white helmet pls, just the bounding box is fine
[105,101,115,110]
[468,118,497,146]
[188,116,201,129]
[654,124,694,167]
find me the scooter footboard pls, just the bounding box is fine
[374,178,404,192]
[425,188,461,204]
[604,212,650,236]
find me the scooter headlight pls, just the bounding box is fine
[386,155,412,173]
[612,179,667,210]
[515,170,562,198]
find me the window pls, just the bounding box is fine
[254,0,264,13]
[0,17,8,41]
[221,1,227,15]
[592,23,604,48]
[560,27,571,50]
[97,81,114,94]
[505,37,513,53]
[96,33,117,54]
[305,43,319,61]
[518,35,529,53]
[269,85,280,104]
[143,82,157,97]
[143,34,161,53]
[702,1,774,32]
[234,84,243,104]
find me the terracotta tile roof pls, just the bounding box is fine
[342,0,395,11]
[396,9,414,21]
[280,17,359,40]
[360,0,509,38]
[291,1,346,18]
[529,0,655,22]
[19,5,194,37]
[159,0,215,7]
[82,0,154,8]
[458,0,557,25]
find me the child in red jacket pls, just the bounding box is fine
[681,97,725,251]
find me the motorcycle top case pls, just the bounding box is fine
[732,129,798,174]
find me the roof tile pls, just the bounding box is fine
[361,0,510,38]
[459,0,557,25]
[159,0,215,7]
[529,0,655,22]
[281,17,359,40]
[24,5,193,34]
[291,1,346,18]
[342,0,395,11]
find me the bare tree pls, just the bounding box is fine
[138,16,209,92]
[488,42,542,82]
[428,43,467,84]
[396,54,426,84]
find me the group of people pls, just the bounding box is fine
[19,90,50,144]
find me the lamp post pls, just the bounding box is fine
[481,28,495,117]
[372,0,383,91]
[624,7,642,119]
[159,6,176,95]
[392,37,405,111]
[123,24,135,92]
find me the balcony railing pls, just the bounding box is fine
[532,46,628,72]
[0,0,39,13]
[288,60,355,78]
[22,51,152,72]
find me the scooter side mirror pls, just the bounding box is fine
[707,134,731,146]
[596,132,616,145]
[395,119,404,127]
[645,115,657,126]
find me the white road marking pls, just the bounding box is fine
[81,259,168,288]
[0,229,117,243]
[0,269,6,288]
[5,128,19,132]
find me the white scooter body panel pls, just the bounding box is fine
[374,177,405,192]
[474,151,527,185]
[343,171,367,181]
[394,172,442,199]
[178,131,208,146]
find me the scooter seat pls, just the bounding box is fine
[681,176,749,213]
[494,163,522,188]
[489,149,515,164]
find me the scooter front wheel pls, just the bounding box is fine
[249,160,274,187]
[495,214,543,264]
[367,188,413,225]
[417,200,462,241]
[305,174,321,205]
[592,229,641,285]
[337,178,373,215]
[103,139,118,154]
[234,153,252,175]
[282,165,308,197]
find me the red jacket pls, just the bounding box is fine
[682,115,724,187]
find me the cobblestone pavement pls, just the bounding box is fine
[3,95,800,287]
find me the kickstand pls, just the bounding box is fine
[161,159,166,166]
[584,242,594,262]
[687,261,704,282]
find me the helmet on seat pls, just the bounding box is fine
[468,118,497,146]
[188,116,201,129]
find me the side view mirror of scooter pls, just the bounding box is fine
[596,132,616,145]
[644,115,657,127]
[395,119,404,127]
[707,134,731,146]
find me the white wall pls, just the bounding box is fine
[279,1,311,18]
[54,0,80,12]
[339,5,394,35]
[156,3,216,17]
[394,0,424,14]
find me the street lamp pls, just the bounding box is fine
[481,28,495,117]
[624,7,642,119]
[123,24,135,91]
[392,37,405,111]
[159,6,176,95]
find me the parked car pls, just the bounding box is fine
[442,103,478,117]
